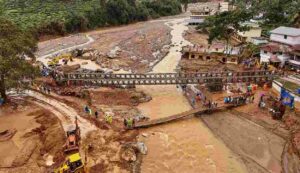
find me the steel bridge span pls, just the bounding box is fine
[56,70,282,86]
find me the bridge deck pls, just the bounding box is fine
[131,104,237,129]
[56,71,283,86]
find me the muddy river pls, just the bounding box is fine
[136,19,247,173]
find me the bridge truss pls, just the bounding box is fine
[56,70,282,86]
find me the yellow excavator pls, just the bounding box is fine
[54,153,85,173]
[48,54,72,67]
[54,117,86,173]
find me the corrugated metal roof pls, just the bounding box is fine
[270,27,300,36]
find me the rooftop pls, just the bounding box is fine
[186,18,204,24]
[270,27,300,36]
[261,43,291,53]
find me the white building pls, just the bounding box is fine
[260,27,300,67]
[187,9,208,25]
[270,27,300,46]
[288,45,300,70]
[260,43,290,66]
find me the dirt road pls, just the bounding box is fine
[37,34,95,66]
[26,90,96,137]
[136,18,247,173]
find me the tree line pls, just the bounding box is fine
[2,0,182,37]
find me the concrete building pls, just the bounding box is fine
[260,27,300,68]
[187,9,207,25]
[270,27,300,46]
[182,44,240,64]
[232,22,263,44]
[251,37,268,45]
[260,43,290,67]
[238,22,262,42]
[288,45,300,70]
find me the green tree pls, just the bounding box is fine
[198,10,252,51]
[0,18,38,102]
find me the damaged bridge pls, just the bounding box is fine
[56,70,283,86]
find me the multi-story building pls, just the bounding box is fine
[260,27,300,69]
[270,27,300,46]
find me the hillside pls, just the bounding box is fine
[2,0,182,36]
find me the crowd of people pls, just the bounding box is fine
[83,105,137,128]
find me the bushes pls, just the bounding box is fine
[142,0,182,18]
[2,0,182,36]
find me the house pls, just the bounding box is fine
[288,44,300,70]
[232,22,263,44]
[187,9,207,25]
[260,27,300,67]
[260,43,290,67]
[182,43,239,64]
[238,22,262,42]
[270,27,300,46]
[251,37,268,45]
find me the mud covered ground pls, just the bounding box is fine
[182,84,300,172]
[0,98,65,173]
[37,21,172,73]
[0,87,149,173]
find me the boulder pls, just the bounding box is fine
[107,46,121,59]
[136,142,147,155]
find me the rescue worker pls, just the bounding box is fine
[95,111,98,119]
[105,114,113,124]
[84,105,89,113]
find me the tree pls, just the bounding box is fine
[180,0,189,12]
[0,17,39,103]
[233,0,300,27]
[197,9,252,52]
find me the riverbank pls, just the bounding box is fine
[136,18,248,173]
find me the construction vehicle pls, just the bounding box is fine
[54,153,85,173]
[64,117,81,154]
[48,54,73,67]
[54,117,85,173]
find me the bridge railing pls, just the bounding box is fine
[58,70,280,80]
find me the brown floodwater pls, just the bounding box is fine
[136,18,247,173]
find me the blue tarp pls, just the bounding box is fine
[297,88,300,94]
[281,88,295,108]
